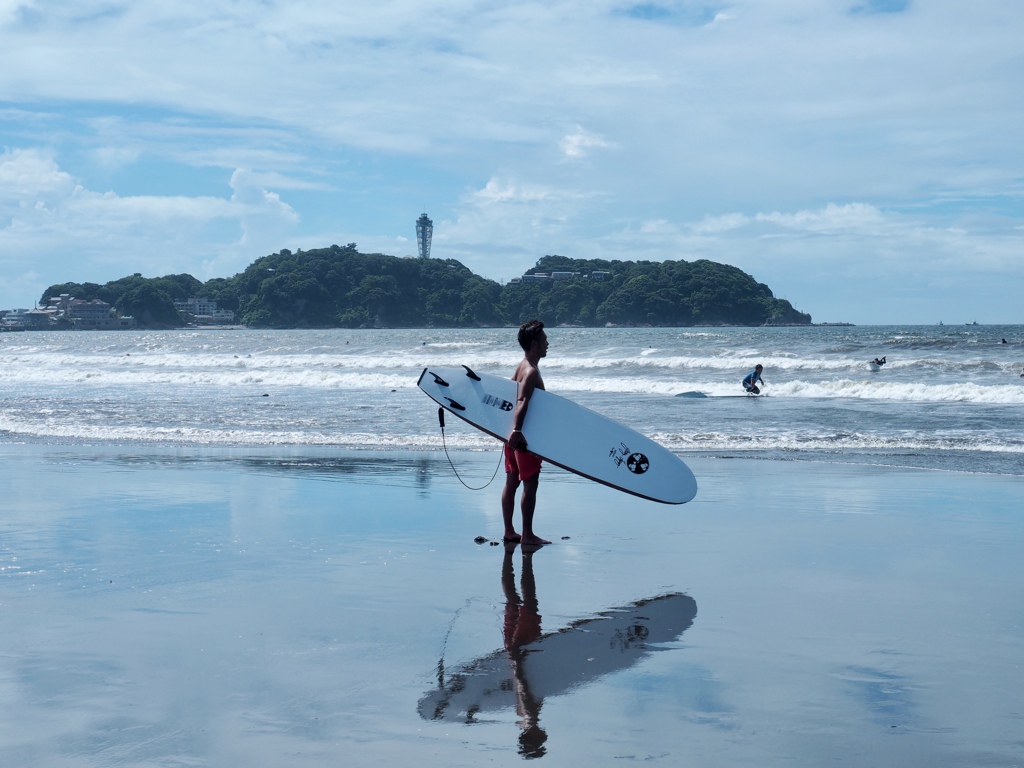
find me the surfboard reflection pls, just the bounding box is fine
[418,547,698,758]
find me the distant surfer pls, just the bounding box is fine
[502,320,552,546]
[742,364,765,395]
[871,356,887,366]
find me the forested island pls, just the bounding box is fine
[39,244,811,329]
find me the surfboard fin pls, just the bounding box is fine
[462,365,481,381]
[443,397,466,411]
[429,371,449,387]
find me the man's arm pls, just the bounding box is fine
[509,368,540,449]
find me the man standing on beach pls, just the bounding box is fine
[502,320,552,546]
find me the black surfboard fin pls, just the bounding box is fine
[429,371,449,387]
[443,397,466,411]
[462,365,481,381]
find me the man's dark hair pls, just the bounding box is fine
[518,319,545,352]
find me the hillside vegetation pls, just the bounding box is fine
[41,246,811,328]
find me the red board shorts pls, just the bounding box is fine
[504,444,543,481]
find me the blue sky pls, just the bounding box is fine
[1,0,1021,324]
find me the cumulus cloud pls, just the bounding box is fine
[229,167,300,246]
[0,148,76,205]
[0,150,300,300]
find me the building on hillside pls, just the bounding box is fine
[416,212,433,259]
[67,298,135,329]
[174,298,235,325]
[43,294,134,329]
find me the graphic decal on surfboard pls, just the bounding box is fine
[417,365,697,504]
[609,442,649,475]
[482,393,514,411]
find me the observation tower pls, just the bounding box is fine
[416,213,433,259]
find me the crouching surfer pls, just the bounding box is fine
[742,364,765,395]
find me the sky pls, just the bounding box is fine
[1,0,1021,325]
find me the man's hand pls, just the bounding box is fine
[509,429,527,451]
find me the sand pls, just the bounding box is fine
[1,444,1022,766]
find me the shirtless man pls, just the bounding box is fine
[501,320,552,546]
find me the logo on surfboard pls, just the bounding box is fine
[610,443,650,475]
[626,453,649,474]
[482,393,514,411]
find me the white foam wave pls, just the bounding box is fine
[0,417,492,449]
[650,431,1024,455]
[547,376,1024,404]
[4,411,1021,457]
[765,379,1024,404]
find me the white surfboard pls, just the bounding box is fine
[417,366,697,504]
[675,391,757,398]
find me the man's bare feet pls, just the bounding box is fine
[503,532,522,543]
[520,535,551,547]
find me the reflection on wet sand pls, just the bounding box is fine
[419,545,698,758]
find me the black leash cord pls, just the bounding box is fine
[438,407,503,490]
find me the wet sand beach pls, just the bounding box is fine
[1,444,1022,766]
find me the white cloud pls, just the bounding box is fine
[559,126,613,160]
[229,167,300,247]
[0,151,301,302]
[468,177,563,206]
[689,212,751,235]
[0,0,32,27]
[755,203,887,233]
[0,148,76,204]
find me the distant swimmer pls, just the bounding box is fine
[1002,339,1008,344]
[742,364,765,395]
[871,356,887,366]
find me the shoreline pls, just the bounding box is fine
[3,438,1022,479]
[2,444,1021,765]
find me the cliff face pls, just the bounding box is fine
[40,248,811,329]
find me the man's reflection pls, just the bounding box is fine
[502,543,547,758]
[418,551,698,762]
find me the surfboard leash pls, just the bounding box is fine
[437,406,503,490]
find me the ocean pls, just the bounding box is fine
[4,325,1024,767]
[2,325,1023,475]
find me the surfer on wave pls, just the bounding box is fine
[502,320,552,547]
[742,364,765,395]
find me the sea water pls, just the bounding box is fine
[2,325,1022,474]
[3,326,1024,767]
